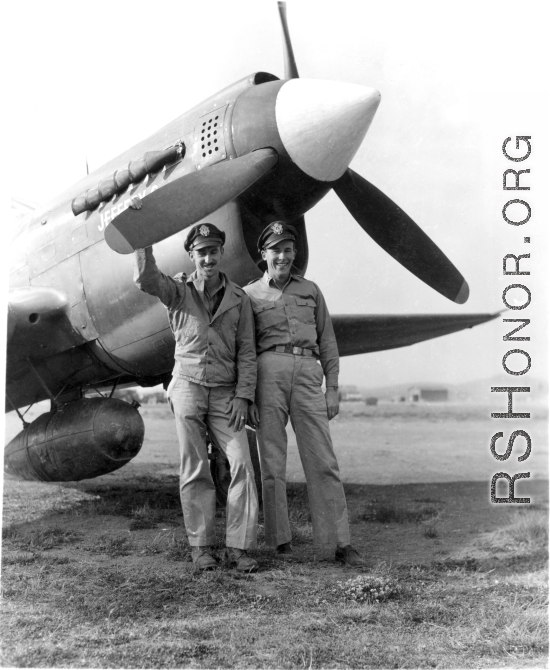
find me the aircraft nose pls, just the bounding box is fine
[275,79,381,182]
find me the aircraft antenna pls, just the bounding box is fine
[86,157,89,175]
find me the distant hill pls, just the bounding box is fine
[357,376,548,404]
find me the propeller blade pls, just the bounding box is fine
[333,169,469,304]
[277,1,299,79]
[105,149,278,254]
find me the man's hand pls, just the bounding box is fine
[325,388,340,421]
[227,397,249,432]
[247,402,260,429]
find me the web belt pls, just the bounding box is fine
[269,344,316,357]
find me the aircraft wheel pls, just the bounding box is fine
[209,427,262,508]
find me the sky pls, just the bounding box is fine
[4,0,549,390]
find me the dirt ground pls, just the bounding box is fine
[3,402,548,567]
[2,473,548,571]
[2,402,548,669]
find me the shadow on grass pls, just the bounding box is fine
[73,473,182,524]
[3,474,549,573]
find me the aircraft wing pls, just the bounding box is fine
[332,312,500,357]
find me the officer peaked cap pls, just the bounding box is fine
[184,223,226,252]
[258,221,298,253]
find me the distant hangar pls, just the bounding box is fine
[407,386,448,403]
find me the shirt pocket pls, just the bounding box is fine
[252,301,275,315]
[295,297,316,325]
[252,300,278,328]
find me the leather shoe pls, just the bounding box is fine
[191,546,218,571]
[275,542,295,560]
[225,547,258,572]
[335,545,364,567]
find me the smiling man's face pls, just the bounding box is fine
[262,241,296,285]
[190,243,224,280]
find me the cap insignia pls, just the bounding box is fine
[199,225,210,237]
[272,222,283,235]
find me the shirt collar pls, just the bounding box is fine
[263,271,298,289]
[188,271,226,294]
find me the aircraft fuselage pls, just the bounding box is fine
[8,72,380,409]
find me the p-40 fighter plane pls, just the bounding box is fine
[5,2,497,486]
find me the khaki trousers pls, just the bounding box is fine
[168,378,258,549]
[256,352,350,554]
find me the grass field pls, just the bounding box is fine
[1,403,548,668]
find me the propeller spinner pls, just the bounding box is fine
[276,1,469,303]
[105,1,469,304]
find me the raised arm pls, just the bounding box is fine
[134,247,183,309]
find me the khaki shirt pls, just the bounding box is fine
[243,272,339,387]
[134,248,256,401]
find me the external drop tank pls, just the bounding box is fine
[4,397,144,481]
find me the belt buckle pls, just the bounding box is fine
[292,346,301,355]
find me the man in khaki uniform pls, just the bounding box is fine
[245,221,363,567]
[134,223,258,571]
